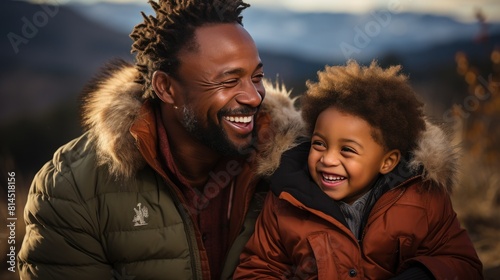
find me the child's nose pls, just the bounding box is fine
[321,151,341,166]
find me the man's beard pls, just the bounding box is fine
[180,106,257,157]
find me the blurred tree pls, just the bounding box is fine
[450,9,500,275]
[454,55,500,165]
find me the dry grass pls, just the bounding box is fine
[452,49,500,278]
[453,158,500,271]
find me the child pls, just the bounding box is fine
[234,61,483,279]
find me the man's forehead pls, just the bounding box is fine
[194,23,254,47]
[173,22,261,80]
[175,23,255,59]
[179,23,259,62]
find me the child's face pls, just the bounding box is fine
[307,107,399,204]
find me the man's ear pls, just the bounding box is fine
[380,149,401,174]
[152,70,175,104]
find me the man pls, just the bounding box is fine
[17,0,304,279]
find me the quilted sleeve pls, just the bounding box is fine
[18,141,111,280]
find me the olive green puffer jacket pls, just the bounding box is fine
[18,60,305,280]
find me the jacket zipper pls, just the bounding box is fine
[134,117,205,279]
[161,175,204,280]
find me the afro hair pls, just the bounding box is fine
[301,60,426,155]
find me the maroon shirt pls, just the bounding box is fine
[156,111,239,279]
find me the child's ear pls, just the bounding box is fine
[380,149,401,174]
[152,70,175,104]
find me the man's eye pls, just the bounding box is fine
[221,79,239,87]
[252,73,264,83]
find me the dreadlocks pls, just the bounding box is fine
[130,0,250,99]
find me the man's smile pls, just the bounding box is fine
[223,115,254,135]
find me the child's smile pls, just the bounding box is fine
[307,107,398,204]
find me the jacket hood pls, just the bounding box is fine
[271,119,460,200]
[408,120,460,193]
[80,59,305,179]
[267,119,460,229]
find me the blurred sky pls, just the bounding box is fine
[47,0,500,22]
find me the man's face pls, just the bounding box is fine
[170,23,265,157]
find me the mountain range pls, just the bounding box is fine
[2,1,498,120]
[1,0,499,173]
[69,1,500,62]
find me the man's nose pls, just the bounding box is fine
[235,80,264,108]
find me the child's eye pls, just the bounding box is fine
[341,146,356,153]
[311,140,326,149]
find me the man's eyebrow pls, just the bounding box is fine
[255,62,264,71]
[215,62,264,79]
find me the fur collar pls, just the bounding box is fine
[408,120,460,193]
[79,60,457,191]
[80,59,305,179]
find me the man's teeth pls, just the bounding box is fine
[323,174,346,181]
[224,116,252,123]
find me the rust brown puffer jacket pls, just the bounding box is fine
[235,122,483,280]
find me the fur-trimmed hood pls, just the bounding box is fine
[80,60,459,191]
[408,120,460,193]
[272,118,461,199]
[80,59,305,179]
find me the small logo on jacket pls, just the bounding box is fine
[132,203,149,226]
